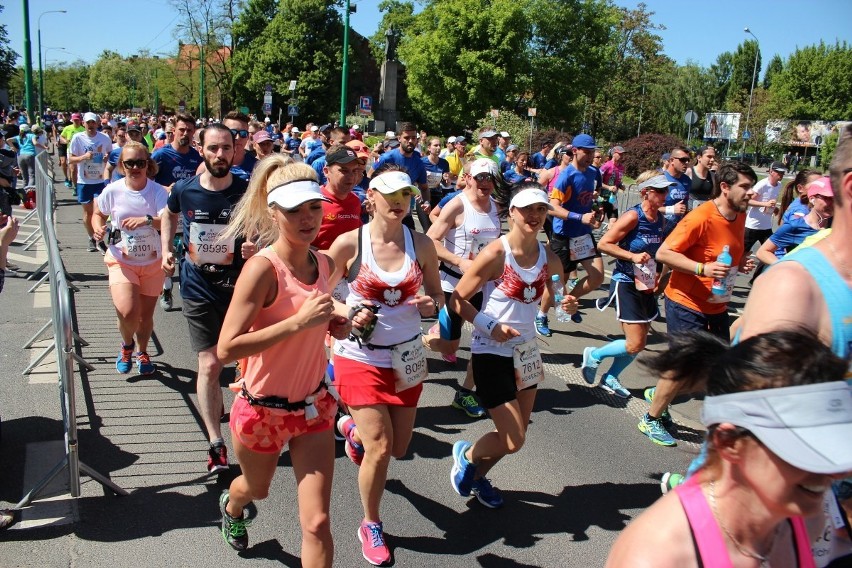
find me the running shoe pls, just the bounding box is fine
[580,347,600,384]
[333,409,345,442]
[358,520,391,566]
[660,472,685,494]
[116,343,134,374]
[219,489,251,551]
[451,390,486,418]
[450,440,476,497]
[87,238,98,252]
[159,289,173,311]
[441,352,458,364]
[471,477,503,508]
[638,414,676,447]
[643,387,675,432]
[534,315,552,337]
[600,375,631,399]
[135,351,155,375]
[64,179,72,188]
[571,311,583,324]
[337,414,364,466]
[208,442,229,473]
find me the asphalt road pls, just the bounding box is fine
[0,166,754,567]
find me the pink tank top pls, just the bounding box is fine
[675,477,815,568]
[240,247,330,401]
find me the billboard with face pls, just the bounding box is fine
[703,113,741,141]
[765,119,852,147]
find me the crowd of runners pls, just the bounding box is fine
[2,105,851,567]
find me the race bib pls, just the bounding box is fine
[82,153,105,181]
[569,234,596,261]
[188,222,235,266]
[426,170,442,189]
[331,279,350,303]
[706,270,738,304]
[633,260,657,292]
[513,338,543,390]
[470,234,494,259]
[120,227,161,261]
[391,336,428,393]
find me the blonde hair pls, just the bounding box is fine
[117,141,158,178]
[634,170,659,186]
[221,154,312,247]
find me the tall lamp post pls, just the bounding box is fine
[339,0,352,125]
[741,27,759,156]
[152,56,160,117]
[38,10,67,124]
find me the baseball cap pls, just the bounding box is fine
[510,188,553,210]
[352,124,361,131]
[807,176,833,198]
[701,381,852,474]
[611,145,625,154]
[661,152,671,162]
[770,161,787,173]
[506,144,519,152]
[83,112,99,123]
[267,179,332,210]
[319,123,332,134]
[479,128,498,139]
[253,130,272,144]
[638,175,676,192]
[326,145,361,165]
[555,145,573,156]
[126,123,141,133]
[500,131,511,139]
[264,116,271,123]
[384,139,400,149]
[447,136,457,144]
[71,113,82,121]
[455,136,466,144]
[291,127,300,133]
[385,131,397,139]
[310,125,319,132]
[20,124,31,133]
[571,134,598,149]
[470,158,499,178]
[345,140,370,160]
[368,170,420,195]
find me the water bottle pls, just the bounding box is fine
[711,245,732,295]
[551,275,571,322]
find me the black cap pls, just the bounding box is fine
[319,123,333,134]
[770,161,787,173]
[326,146,361,165]
[384,139,400,149]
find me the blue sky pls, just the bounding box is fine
[6,0,852,80]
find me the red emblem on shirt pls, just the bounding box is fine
[497,262,547,304]
[351,262,422,306]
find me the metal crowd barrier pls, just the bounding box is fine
[16,151,127,510]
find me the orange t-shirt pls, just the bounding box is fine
[663,201,746,315]
[240,247,330,400]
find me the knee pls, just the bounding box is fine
[587,269,605,289]
[197,356,223,381]
[250,485,271,501]
[364,437,392,464]
[625,339,646,355]
[504,431,526,455]
[301,510,331,540]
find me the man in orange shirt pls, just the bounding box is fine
[639,161,757,446]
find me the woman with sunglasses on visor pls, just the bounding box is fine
[325,164,443,566]
[449,183,578,510]
[607,329,852,568]
[92,141,169,376]
[215,157,352,563]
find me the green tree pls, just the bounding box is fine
[641,61,717,141]
[0,3,18,91]
[43,61,91,110]
[87,51,135,110]
[725,40,761,110]
[762,54,782,90]
[369,0,417,64]
[768,41,852,120]
[709,51,733,109]
[398,0,530,132]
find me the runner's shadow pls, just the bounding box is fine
[384,478,659,556]
[237,538,301,566]
[476,552,544,568]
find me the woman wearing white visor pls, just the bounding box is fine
[608,329,852,568]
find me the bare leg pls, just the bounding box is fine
[197,347,224,442]
[290,429,335,568]
[468,387,536,478]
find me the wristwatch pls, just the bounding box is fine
[145,215,153,226]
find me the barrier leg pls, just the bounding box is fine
[26,260,49,281]
[27,272,49,293]
[22,343,56,376]
[78,462,129,497]
[14,456,68,509]
[70,352,95,372]
[24,319,53,349]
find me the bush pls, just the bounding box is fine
[820,132,839,173]
[620,133,685,178]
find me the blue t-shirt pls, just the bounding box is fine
[543,158,559,170]
[663,170,691,226]
[166,174,249,304]
[504,168,533,185]
[312,155,327,185]
[782,199,809,224]
[769,216,819,259]
[152,145,202,187]
[306,147,326,166]
[230,153,256,181]
[374,148,428,186]
[421,155,450,190]
[530,151,548,170]
[107,147,124,181]
[493,147,506,164]
[438,190,462,209]
[550,165,597,238]
[500,159,514,173]
[285,136,301,154]
[612,204,665,282]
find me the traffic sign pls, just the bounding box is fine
[743,130,751,140]
[528,108,537,117]
[288,105,299,116]
[263,102,272,115]
[289,80,297,91]
[684,110,698,126]
[178,99,186,112]
[358,96,372,115]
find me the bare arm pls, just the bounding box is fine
[597,211,645,263]
[160,209,179,275]
[754,239,780,266]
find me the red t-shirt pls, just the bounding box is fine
[312,185,363,250]
[663,201,746,315]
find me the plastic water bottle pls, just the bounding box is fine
[711,245,732,295]
[551,275,571,322]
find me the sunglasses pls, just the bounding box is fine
[230,128,249,139]
[473,173,493,183]
[649,187,669,194]
[123,159,147,169]
[674,156,690,163]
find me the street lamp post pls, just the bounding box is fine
[153,56,160,117]
[38,10,67,124]
[742,27,760,156]
[339,0,352,125]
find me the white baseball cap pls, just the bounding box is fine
[510,188,554,210]
[267,179,331,210]
[352,124,361,130]
[291,127,300,133]
[310,125,319,132]
[83,112,99,123]
[385,130,397,139]
[368,171,420,195]
[469,158,499,178]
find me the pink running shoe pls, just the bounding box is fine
[336,414,364,466]
[358,520,391,566]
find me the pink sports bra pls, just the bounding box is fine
[675,477,815,568]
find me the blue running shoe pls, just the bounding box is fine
[643,387,675,432]
[472,477,503,508]
[581,347,600,384]
[571,311,583,323]
[116,343,134,374]
[534,315,552,337]
[638,413,676,446]
[452,390,486,418]
[135,351,155,375]
[450,440,476,497]
[600,375,631,398]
